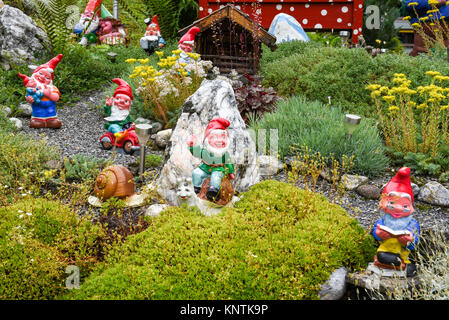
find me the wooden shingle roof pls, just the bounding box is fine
[178,4,277,50]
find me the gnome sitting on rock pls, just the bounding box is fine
[18,54,63,129]
[187,118,235,202]
[372,167,420,277]
[103,78,133,140]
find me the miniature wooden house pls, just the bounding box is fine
[178,4,277,75]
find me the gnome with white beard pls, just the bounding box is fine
[73,0,102,46]
[18,54,63,129]
[372,167,420,277]
[102,78,133,141]
[187,118,235,202]
[140,15,165,55]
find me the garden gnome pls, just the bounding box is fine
[18,54,63,129]
[74,0,102,46]
[98,17,127,45]
[178,26,200,64]
[103,78,133,140]
[403,0,449,56]
[187,118,235,202]
[140,15,166,55]
[372,167,420,277]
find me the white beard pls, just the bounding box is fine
[31,75,53,91]
[204,138,230,157]
[79,15,99,34]
[381,210,412,231]
[144,35,159,41]
[104,104,129,122]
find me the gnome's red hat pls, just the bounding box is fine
[18,73,30,86]
[149,15,160,31]
[32,54,63,81]
[203,118,230,141]
[112,78,133,100]
[179,26,200,46]
[382,167,414,203]
[84,0,102,17]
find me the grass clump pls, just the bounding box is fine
[0,198,107,299]
[66,180,376,300]
[250,96,389,177]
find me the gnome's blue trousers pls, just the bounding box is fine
[192,168,224,190]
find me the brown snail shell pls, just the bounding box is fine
[94,165,135,200]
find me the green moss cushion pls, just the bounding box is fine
[68,180,376,300]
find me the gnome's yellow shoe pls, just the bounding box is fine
[114,130,128,142]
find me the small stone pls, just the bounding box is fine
[151,122,163,134]
[155,129,172,149]
[0,106,11,117]
[145,204,168,217]
[342,174,369,191]
[356,184,380,200]
[134,117,151,125]
[258,155,283,176]
[17,103,32,117]
[418,181,449,207]
[411,183,420,198]
[319,267,348,300]
[45,159,62,170]
[9,117,22,130]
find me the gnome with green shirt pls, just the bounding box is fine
[187,118,235,202]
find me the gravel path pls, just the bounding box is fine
[21,90,139,167]
[18,90,449,233]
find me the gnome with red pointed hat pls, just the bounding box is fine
[187,118,235,202]
[140,15,166,55]
[74,0,103,46]
[103,78,133,140]
[178,26,200,64]
[372,167,420,277]
[18,54,63,129]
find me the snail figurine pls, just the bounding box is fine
[88,165,148,208]
[94,165,135,200]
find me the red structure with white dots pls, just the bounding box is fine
[198,0,364,44]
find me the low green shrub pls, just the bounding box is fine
[0,129,59,205]
[0,198,107,299]
[250,96,389,177]
[260,44,449,117]
[63,153,108,183]
[66,180,376,300]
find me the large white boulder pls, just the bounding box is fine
[156,79,260,207]
[268,13,310,44]
[0,5,50,69]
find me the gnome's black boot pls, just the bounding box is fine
[206,187,219,201]
[194,186,201,194]
[377,252,402,267]
[406,263,417,278]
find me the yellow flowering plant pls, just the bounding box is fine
[366,71,449,158]
[126,50,212,126]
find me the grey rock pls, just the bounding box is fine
[17,103,32,117]
[342,174,369,191]
[145,204,168,217]
[9,117,22,130]
[411,183,420,198]
[134,117,151,125]
[156,79,260,206]
[0,5,50,68]
[151,122,163,134]
[0,105,11,117]
[155,129,172,149]
[418,181,449,207]
[356,184,380,200]
[319,267,348,300]
[45,159,62,170]
[258,155,283,176]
